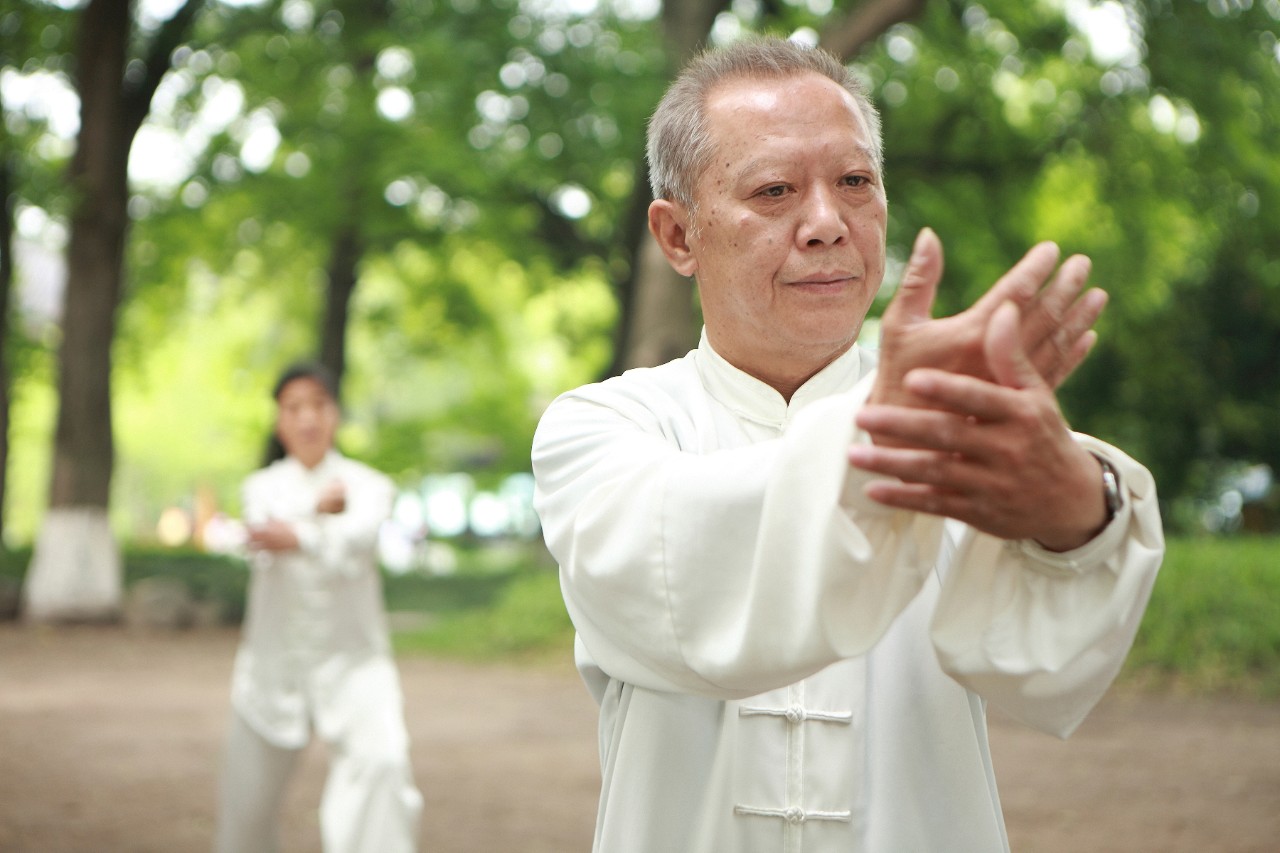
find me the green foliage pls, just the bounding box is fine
[381,567,515,614]
[122,547,250,623]
[1125,535,1280,698]
[5,0,1279,543]
[0,545,250,622]
[0,545,31,582]
[390,565,574,662]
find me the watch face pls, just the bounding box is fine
[1100,462,1121,517]
[1092,453,1121,520]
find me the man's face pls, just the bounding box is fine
[275,376,339,468]
[668,72,887,389]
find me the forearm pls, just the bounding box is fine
[302,475,393,577]
[930,439,1164,736]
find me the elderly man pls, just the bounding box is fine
[532,36,1162,853]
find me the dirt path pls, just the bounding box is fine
[1,624,1277,852]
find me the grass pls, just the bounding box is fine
[4,536,1279,697]
[1124,535,1280,698]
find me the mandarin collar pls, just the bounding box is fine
[693,328,867,429]
[282,449,340,478]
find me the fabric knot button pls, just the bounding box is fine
[784,807,806,825]
[784,705,806,724]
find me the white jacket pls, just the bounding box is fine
[532,331,1164,853]
[232,451,400,749]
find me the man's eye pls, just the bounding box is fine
[760,184,787,198]
[843,175,869,188]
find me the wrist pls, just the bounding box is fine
[1034,451,1113,553]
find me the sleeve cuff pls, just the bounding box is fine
[1013,442,1132,577]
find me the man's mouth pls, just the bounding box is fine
[788,272,856,287]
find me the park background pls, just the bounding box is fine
[0,0,1279,849]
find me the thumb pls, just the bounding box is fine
[883,227,943,329]
[985,301,1046,390]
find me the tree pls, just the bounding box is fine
[0,89,13,545]
[10,0,1271,544]
[122,0,667,491]
[0,0,73,545]
[23,0,202,620]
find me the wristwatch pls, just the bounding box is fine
[1092,453,1122,524]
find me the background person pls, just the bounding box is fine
[532,37,1163,853]
[213,362,421,853]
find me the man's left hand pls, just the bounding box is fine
[850,301,1109,552]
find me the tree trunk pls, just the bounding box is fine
[24,0,131,621]
[314,0,387,401]
[613,0,727,372]
[24,0,201,621]
[0,87,14,544]
[819,0,930,61]
[319,223,362,399]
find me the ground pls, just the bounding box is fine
[0,624,1277,852]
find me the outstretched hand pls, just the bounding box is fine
[869,228,1106,409]
[852,277,1110,551]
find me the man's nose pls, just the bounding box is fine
[796,186,849,247]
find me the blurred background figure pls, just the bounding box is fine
[213,362,421,853]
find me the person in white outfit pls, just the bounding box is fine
[213,362,422,853]
[532,37,1164,853]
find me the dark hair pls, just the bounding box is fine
[272,360,339,401]
[262,361,340,466]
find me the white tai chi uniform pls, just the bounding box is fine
[214,451,422,853]
[532,331,1164,853]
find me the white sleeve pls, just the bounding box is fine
[240,472,276,572]
[929,436,1165,737]
[533,375,946,699]
[294,466,394,579]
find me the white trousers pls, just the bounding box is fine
[213,705,422,853]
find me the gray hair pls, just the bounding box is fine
[646,36,883,210]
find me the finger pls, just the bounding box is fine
[899,368,1023,423]
[882,227,944,328]
[855,405,977,454]
[1021,254,1091,345]
[1046,329,1098,389]
[969,241,1061,316]
[985,300,1046,391]
[861,479,973,521]
[1033,290,1107,388]
[849,443,974,488]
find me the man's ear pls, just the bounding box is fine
[648,199,698,277]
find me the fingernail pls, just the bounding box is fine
[914,227,934,253]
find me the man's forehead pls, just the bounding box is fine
[700,73,873,168]
[705,71,859,118]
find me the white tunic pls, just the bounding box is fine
[532,332,1164,853]
[233,451,402,749]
